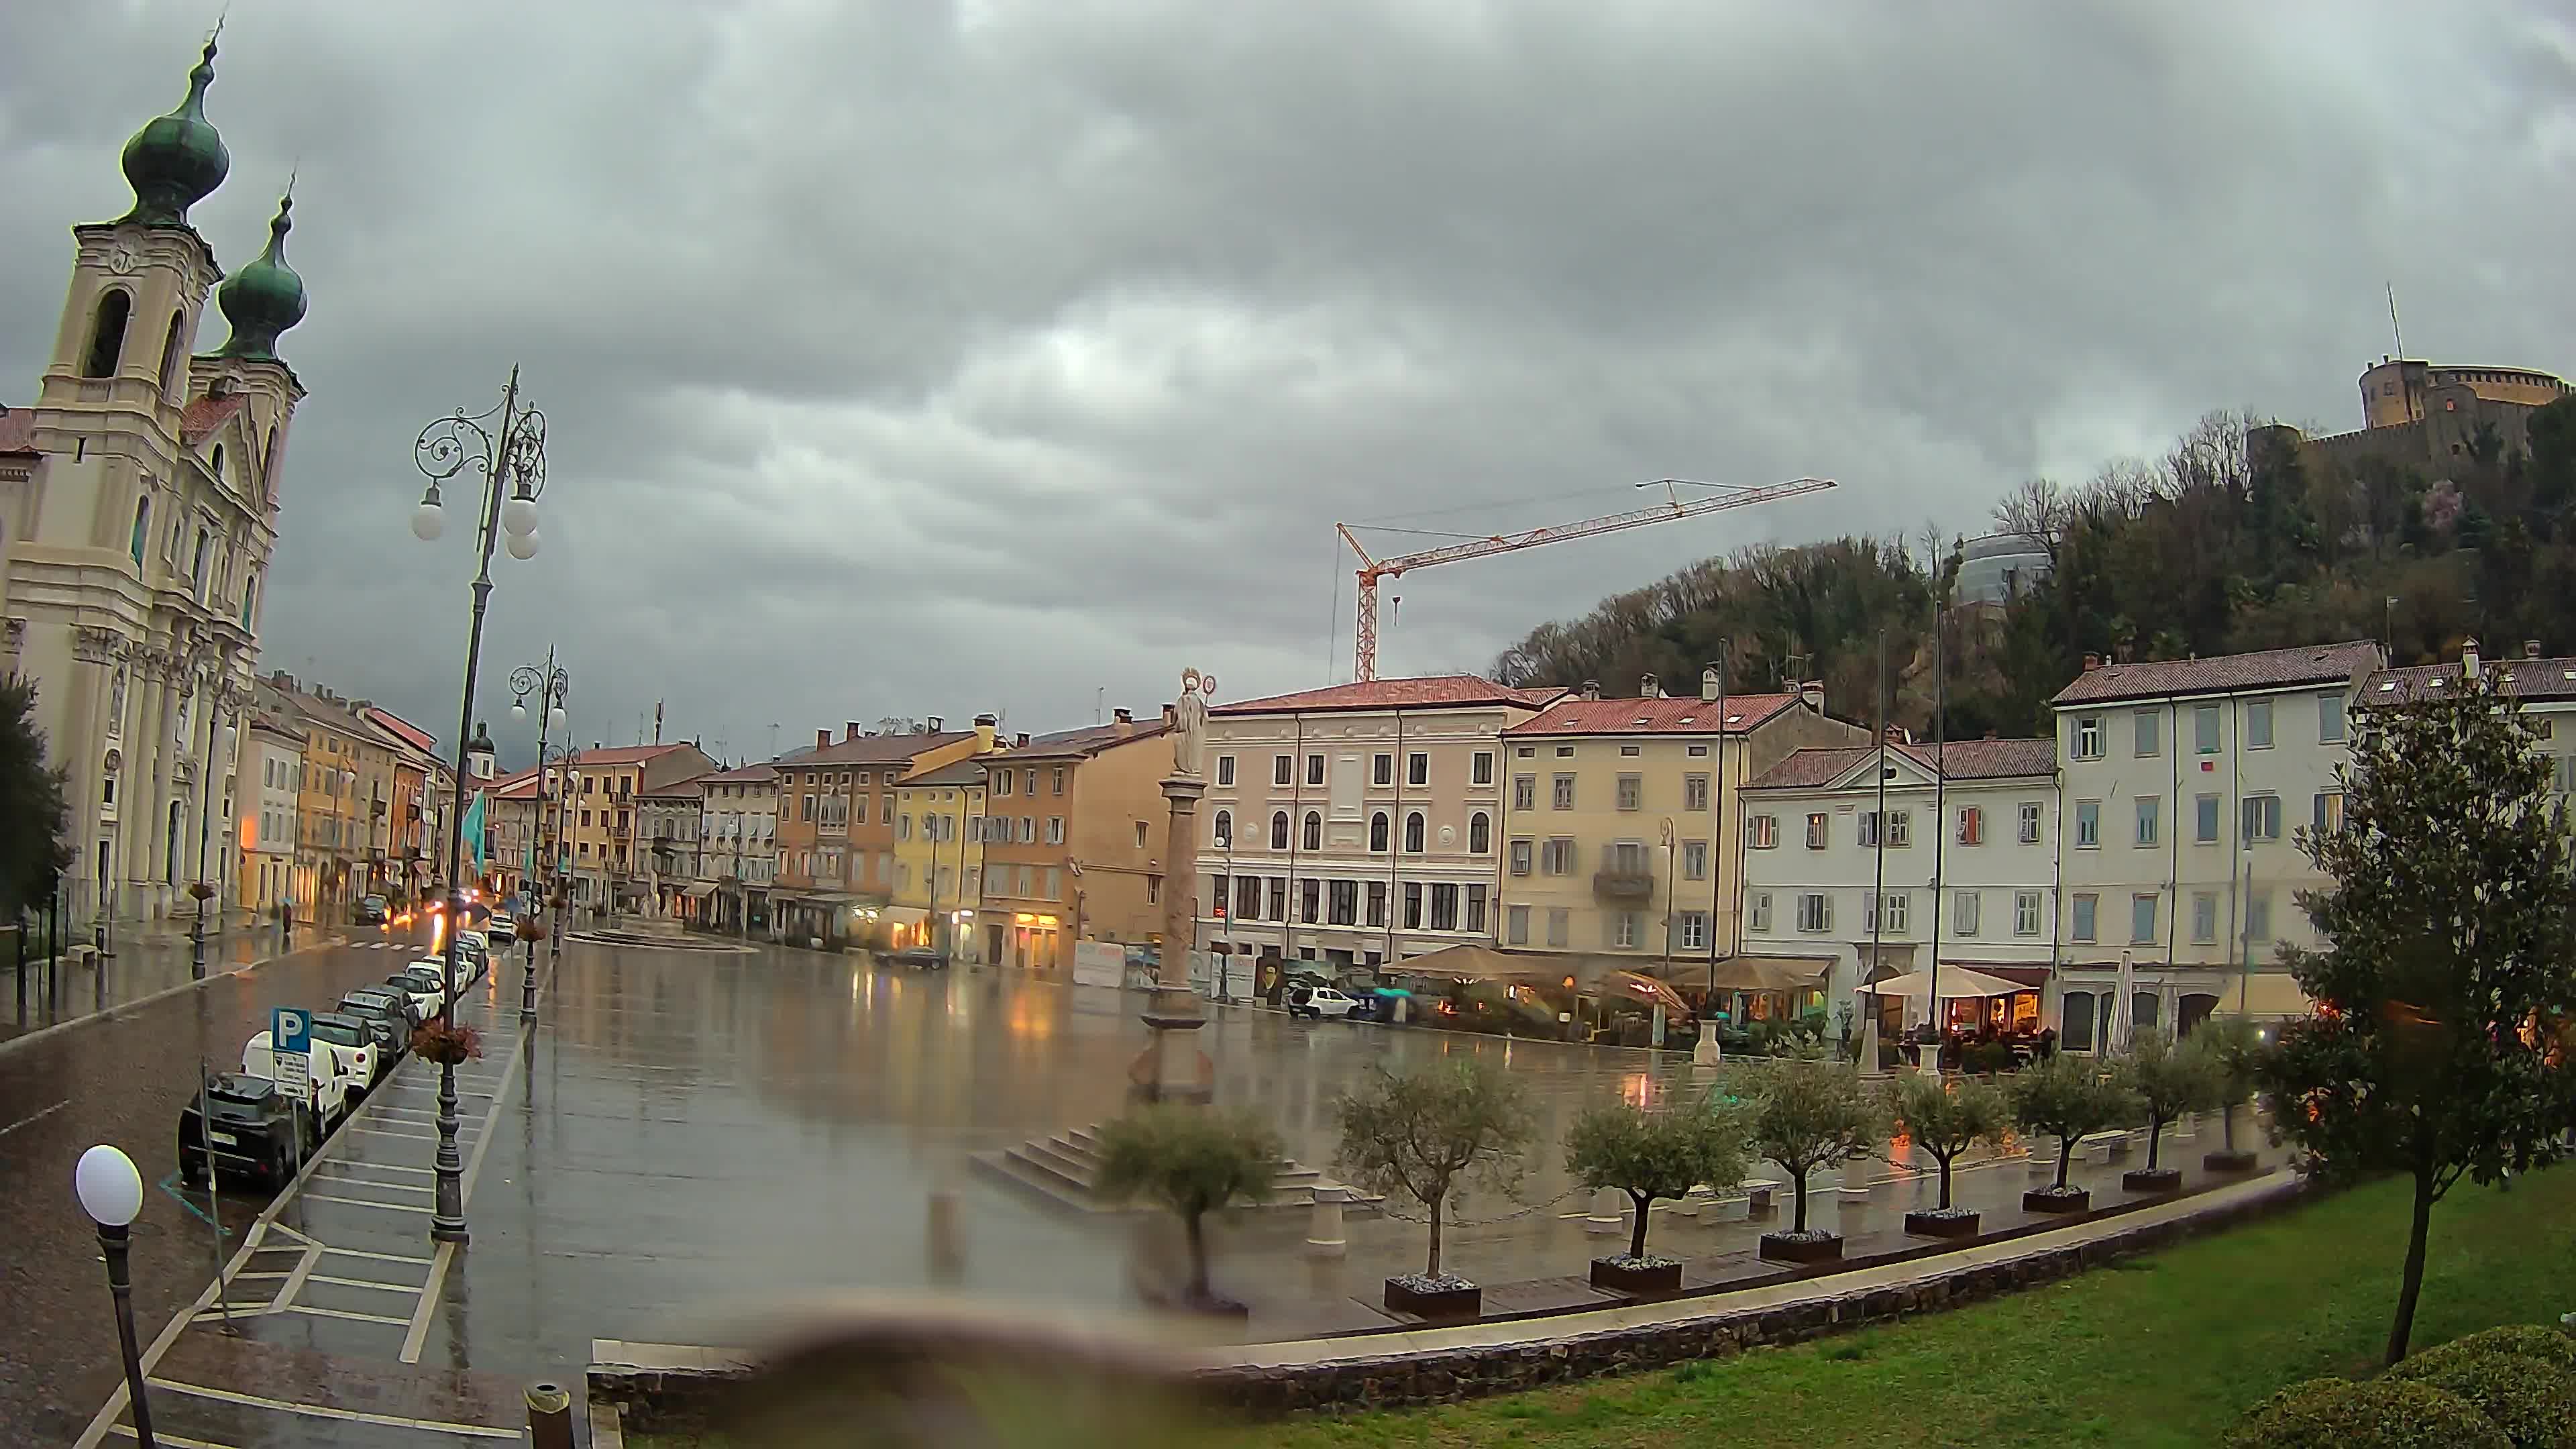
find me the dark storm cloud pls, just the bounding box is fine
[4,1,2573,761]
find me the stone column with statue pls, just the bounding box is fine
[1132,667,1218,1104]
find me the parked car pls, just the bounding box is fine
[485,911,517,943]
[241,1030,356,1132]
[453,931,490,983]
[338,988,415,1049]
[885,946,950,971]
[178,1073,311,1187]
[306,1011,386,1092]
[1287,985,1362,1020]
[388,963,447,1020]
[355,894,390,926]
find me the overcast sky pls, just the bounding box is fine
[4,2,2572,765]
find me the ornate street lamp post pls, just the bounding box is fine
[510,653,568,1020]
[409,366,547,1244]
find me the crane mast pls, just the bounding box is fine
[1338,476,1837,682]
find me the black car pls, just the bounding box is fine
[885,947,950,971]
[342,986,421,1039]
[179,1073,311,1187]
[355,894,390,926]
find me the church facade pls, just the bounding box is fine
[0,36,309,924]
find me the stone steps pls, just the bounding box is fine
[973,1122,1381,1219]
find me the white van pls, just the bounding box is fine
[241,1030,356,1132]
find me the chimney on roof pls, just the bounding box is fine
[1163,703,1177,729]
[1014,733,1031,749]
[1701,667,1721,702]
[2082,652,2102,672]
[845,720,862,741]
[973,712,998,752]
[1640,672,1660,698]
[816,728,830,750]
[1112,706,1134,735]
[2525,639,2542,659]
[2463,637,2481,679]
[926,716,944,733]
[1798,680,1825,713]
[1581,679,1601,701]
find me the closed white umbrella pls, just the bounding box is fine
[2110,949,2136,1054]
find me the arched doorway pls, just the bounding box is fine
[2059,990,2095,1052]
[2178,993,2220,1035]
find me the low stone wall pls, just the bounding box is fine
[592,1175,2308,1432]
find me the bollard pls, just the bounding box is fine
[1304,1185,1348,1257]
[1583,1187,1625,1235]
[525,1382,574,1449]
[926,1188,965,1283]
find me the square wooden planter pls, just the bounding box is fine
[1758,1231,1843,1265]
[1904,1208,1982,1239]
[2023,1187,2090,1214]
[2202,1149,2260,1173]
[1384,1277,1482,1319]
[2122,1167,2182,1194]
[1589,1256,1682,1294]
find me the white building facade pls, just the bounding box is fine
[1738,737,2060,1034]
[1192,676,1559,969]
[2049,641,2382,1047]
[698,763,777,934]
[241,713,299,912]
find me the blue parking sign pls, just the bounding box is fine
[273,1006,309,1056]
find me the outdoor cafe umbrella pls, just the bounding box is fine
[1859,965,2023,1030]
[2110,949,2137,1054]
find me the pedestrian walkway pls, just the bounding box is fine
[74,970,540,1449]
[1,926,339,1045]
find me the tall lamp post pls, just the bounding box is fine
[184,641,232,981]
[75,1144,157,1448]
[511,654,568,1020]
[409,367,549,1245]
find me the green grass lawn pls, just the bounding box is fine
[629,1165,2575,1449]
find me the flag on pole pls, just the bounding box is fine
[462,790,487,872]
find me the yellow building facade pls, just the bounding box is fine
[1496,673,1864,967]
[892,757,988,956]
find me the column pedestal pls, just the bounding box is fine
[1128,773,1212,1105]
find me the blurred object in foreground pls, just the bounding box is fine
[666,1297,1226,1448]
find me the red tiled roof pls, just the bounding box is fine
[700,762,777,784]
[360,706,439,757]
[0,406,34,455]
[179,394,248,445]
[799,730,975,765]
[486,769,541,800]
[1746,737,2055,791]
[2364,655,2576,704]
[557,743,692,767]
[2050,642,2382,706]
[1504,693,1800,737]
[1000,720,1170,759]
[1212,675,1562,716]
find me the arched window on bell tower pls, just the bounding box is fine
[210,443,225,488]
[129,494,150,568]
[84,289,133,378]
[156,311,186,398]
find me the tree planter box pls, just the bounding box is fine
[1904,1208,1982,1239]
[2023,1187,2090,1214]
[2202,1149,2259,1173]
[1383,1277,1481,1319]
[2122,1167,2182,1194]
[1589,1256,1682,1294]
[1758,1231,1843,1265]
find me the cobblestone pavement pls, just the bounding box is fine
[49,937,2289,1446]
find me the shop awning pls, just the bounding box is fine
[1860,966,2025,1000]
[881,906,931,928]
[2232,971,2314,1020]
[681,881,717,899]
[1702,955,1833,994]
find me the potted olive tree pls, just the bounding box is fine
[1727,1055,1884,1264]
[2009,1053,2138,1214]
[1884,1071,2008,1238]
[1332,1061,1530,1318]
[2194,1015,2265,1173]
[2118,1028,2214,1193]
[1093,1105,1283,1316]
[1564,1099,1746,1293]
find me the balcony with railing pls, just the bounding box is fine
[1592,869,1655,902]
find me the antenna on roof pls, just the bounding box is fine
[2387,282,2404,359]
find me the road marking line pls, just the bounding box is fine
[400,1240,456,1364]
[302,1192,433,1214]
[0,1098,68,1138]
[320,1244,434,1266]
[309,1273,421,1294]
[270,1245,321,1313]
[145,1379,520,1438]
[110,1426,239,1448]
[280,1303,412,1326]
[347,1127,437,1140]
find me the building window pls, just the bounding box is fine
[1273,754,1293,786]
[2192,891,2218,944]
[1887,810,1911,847]
[130,496,150,567]
[1866,890,1908,934]
[1955,806,1983,845]
[1369,812,1389,853]
[1300,878,1320,923]
[1468,812,1491,854]
[1402,882,1422,928]
[2018,802,2041,844]
[1552,774,1575,810]
[1328,880,1358,926]
[1471,751,1494,786]
[1305,753,1325,786]
[1680,840,1707,880]
[1509,839,1533,875]
[1373,753,1393,787]
[1953,890,1980,936]
[1216,755,1235,786]
[1270,812,1289,850]
[1430,883,1459,930]
[2319,692,2347,743]
[2073,714,2103,760]
[1555,745,1574,757]
[2313,790,2345,834]
[2245,699,2273,749]
[1546,907,1570,948]
[1683,773,1709,811]
[2014,890,2042,936]
[1513,775,1536,810]
[1365,879,1387,927]
[1748,814,1777,849]
[1541,837,1575,874]
[1407,752,1429,786]
[1610,910,1640,948]
[1302,811,1322,851]
[2241,794,2282,842]
[1051,767,1066,794]
[1749,892,1772,932]
[1859,810,1880,847]
[2195,704,2220,754]
[1403,811,1425,853]
[1046,816,1065,845]
[2192,794,2219,843]
[1805,813,1828,849]
[1267,877,1287,920]
[2134,709,2160,758]
[2075,800,2099,847]
[2131,893,2158,945]
[2072,893,2098,943]
[1615,774,1642,810]
[1505,904,1530,945]
[2134,796,2159,846]
[1796,892,1833,932]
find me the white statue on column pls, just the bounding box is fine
[1171,668,1217,778]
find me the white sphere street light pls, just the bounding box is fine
[506,529,539,561]
[501,483,539,539]
[76,1144,157,1447]
[411,483,445,542]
